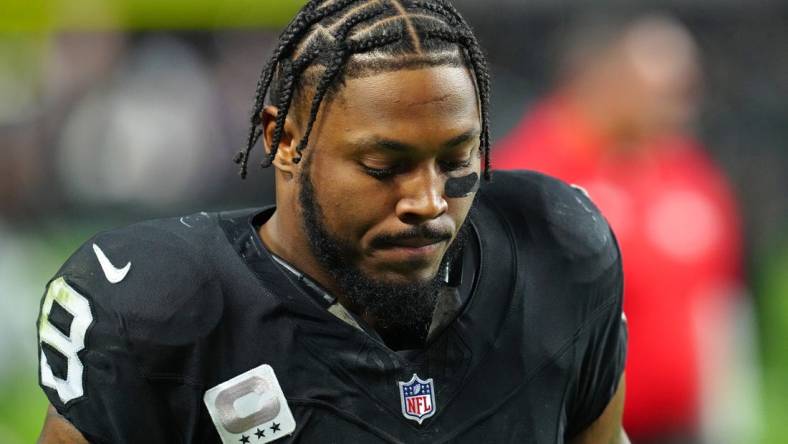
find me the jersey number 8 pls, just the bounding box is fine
[38,277,94,405]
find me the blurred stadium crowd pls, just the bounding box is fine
[1,1,786,443]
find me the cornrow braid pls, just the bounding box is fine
[235,0,492,181]
[265,59,297,168]
[292,44,350,164]
[237,0,361,176]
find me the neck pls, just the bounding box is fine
[259,209,344,299]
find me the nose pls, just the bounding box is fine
[395,167,448,224]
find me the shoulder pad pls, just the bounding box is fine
[52,211,225,344]
[481,170,619,282]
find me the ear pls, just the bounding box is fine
[261,105,300,174]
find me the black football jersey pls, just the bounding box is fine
[37,170,626,443]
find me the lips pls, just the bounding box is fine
[379,237,446,249]
[369,236,450,267]
[371,243,444,268]
[367,225,453,264]
[370,226,452,249]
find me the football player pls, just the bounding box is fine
[37,1,628,442]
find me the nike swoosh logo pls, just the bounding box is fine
[92,243,131,284]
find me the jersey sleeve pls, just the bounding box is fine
[480,170,628,437]
[36,217,219,443]
[565,232,627,438]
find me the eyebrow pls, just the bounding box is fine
[359,128,480,153]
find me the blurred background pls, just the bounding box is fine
[0,0,785,442]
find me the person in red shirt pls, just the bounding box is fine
[494,14,753,443]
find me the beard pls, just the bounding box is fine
[298,159,470,348]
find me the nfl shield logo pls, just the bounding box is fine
[398,374,436,424]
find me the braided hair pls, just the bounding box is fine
[234,0,491,180]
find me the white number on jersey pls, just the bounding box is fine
[39,277,94,404]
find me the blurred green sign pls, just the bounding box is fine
[1,0,307,32]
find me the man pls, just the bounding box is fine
[493,14,750,443]
[37,1,627,442]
